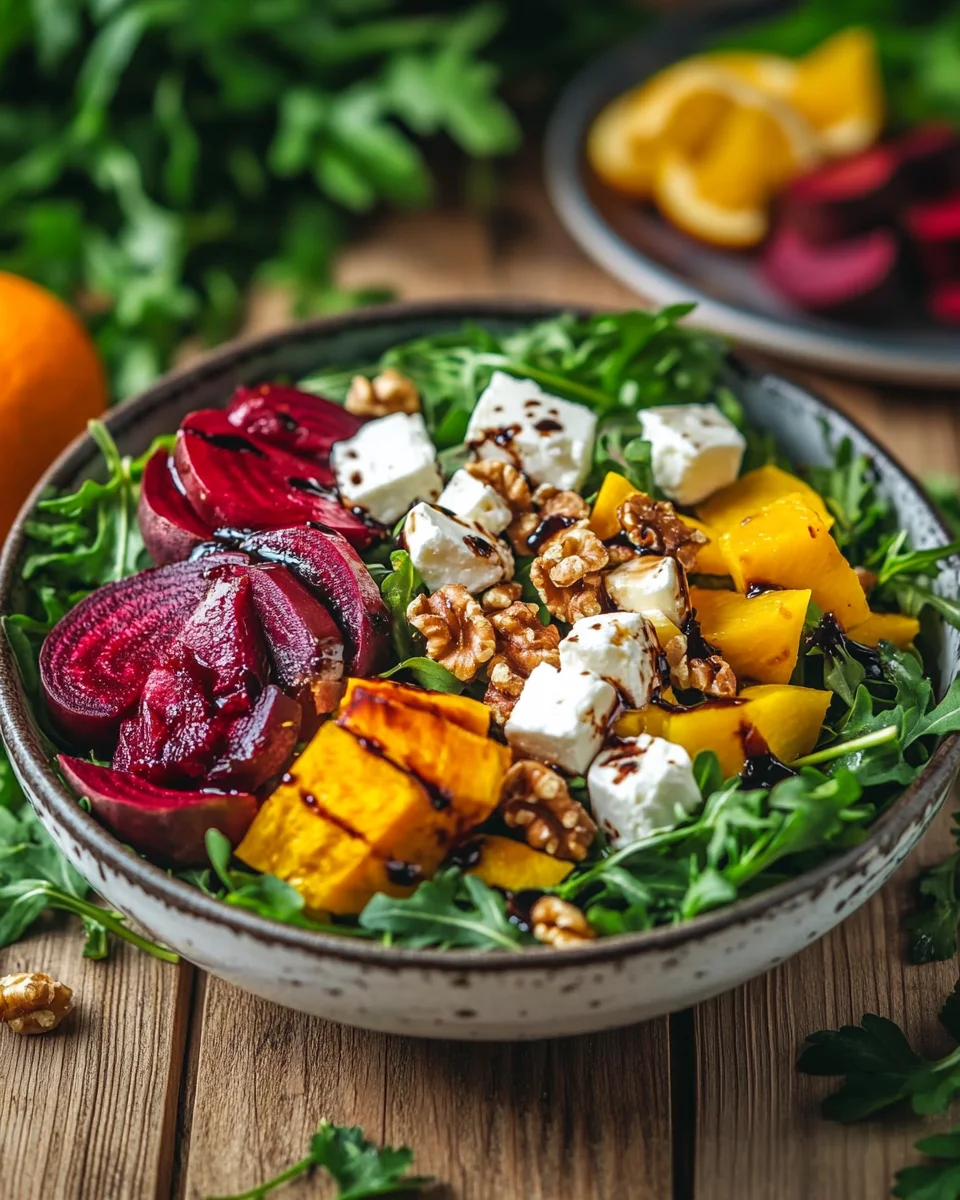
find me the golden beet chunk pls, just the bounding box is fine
[848,611,920,649]
[696,464,833,532]
[337,683,511,834]
[589,471,640,540]
[683,515,728,575]
[467,835,574,891]
[692,585,811,684]
[235,789,407,915]
[616,683,830,777]
[340,675,490,736]
[719,497,869,628]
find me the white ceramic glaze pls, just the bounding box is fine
[2,302,959,1040]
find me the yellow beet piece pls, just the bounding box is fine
[467,835,574,891]
[337,684,510,833]
[340,675,490,737]
[616,683,830,777]
[719,497,869,628]
[848,611,920,649]
[589,471,641,540]
[646,609,682,648]
[696,464,832,532]
[691,586,811,684]
[236,791,407,916]
[684,516,729,576]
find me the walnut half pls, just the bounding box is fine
[407,585,495,681]
[483,601,560,725]
[531,897,595,947]
[0,972,73,1035]
[500,760,597,861]
[529,526,608,623]
[618,493,706,569]
[345,368,420,417]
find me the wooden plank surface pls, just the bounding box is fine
[3,159,960,1200]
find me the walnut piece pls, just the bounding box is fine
[532,483,591,521]
[530,526,608,622]
[618,494,706,569]
[464,460,533,515]
[407,585,495,681]
[481,581,523,612]
[500,760,597,861]
[483,601,560,724]
[0,972,73,1035]
[345,368,420,417]
[664,633,738,698]
[531,897,596,947]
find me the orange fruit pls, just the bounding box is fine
[0,272,108,535]
[789,28,884,156]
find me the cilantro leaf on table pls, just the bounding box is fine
[206,1119,433,1200]
[798,979,960,1122]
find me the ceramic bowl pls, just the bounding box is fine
[2,301,959,1041]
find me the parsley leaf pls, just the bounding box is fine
[893,1128,960,1200]
[206,1119,432,1200]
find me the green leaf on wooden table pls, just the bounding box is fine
[906,848,960,964]
[359,868,525,951]
[893,1128,960,1200]
[205,1118,433,1200]
[798,979,960,1122]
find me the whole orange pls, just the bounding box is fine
[0,272,108,536]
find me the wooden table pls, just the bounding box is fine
[4,166,960,1200]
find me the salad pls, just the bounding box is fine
[10,307,960,953]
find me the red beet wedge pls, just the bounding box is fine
[779,144,900,243]
[241,525,390,677]
[59,755,257,865]
[905,190,960,285]
[174,409,374,547]
[226,384,364,461]
[39,553,248,751]
[762,223,901,319]
[894,125,960,199]
[139,450,213,566]
[207,685,302,792]
[246,563,345,731]
[930,282,960,326]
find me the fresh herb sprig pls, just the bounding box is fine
[893,1128,960,1199]
[205,1119,433,1200]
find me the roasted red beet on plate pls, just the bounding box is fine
[905,190,960,285]
[763,223,901,319]
[139,450,213,566]
[779,145,900,244]
[58,756,258,865]
[894,125,960,199]
[226,383,364,460]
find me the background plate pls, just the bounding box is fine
[544,8,960,386]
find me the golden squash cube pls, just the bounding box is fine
[848,611,920,649]
[340,675,491,736]
[684,516,729,575]
[589,470,640,540]
[696,464,833,532]
[719,497,869,628]
[467,835,574,890]
[691,586,811,684]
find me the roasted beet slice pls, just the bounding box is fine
[59,755,257,865]
[241,525,389,677]
[39,553,247,751]
[930,281,960,326]
[174,409,373,548]
[139,450,213,566]
[780,145,901,243]
[762,223,901,319]
[247,563,344,730]
[207,685,302,792]
[226,384,363,461]
[905,190,960,285]
[895,124,960,199]
[113,662,225,785]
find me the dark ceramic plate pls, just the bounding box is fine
[544,10,960,386]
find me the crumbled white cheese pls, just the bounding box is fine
[437,468,513,534]
[638,404,746,505]
[587,734,701,847]
[604,555,690,628]
[331,412,443,525]
[465,370,596,490]
[504,661,616,775]
[403,502,513,594]
[559,612,659,709]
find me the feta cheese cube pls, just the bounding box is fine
[505,662,616,775]
[465,370,596,490]
[604,555,690,628]
[437,468,512,534]
[331,412,443,525]
[639,404,746,505]
[559,612,659,708]
[403,502,513,594]
[587,735,701,847]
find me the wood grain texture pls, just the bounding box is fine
[0,923,190,1199]
[178,976,673,1200]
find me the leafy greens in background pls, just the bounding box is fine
[0,0,641,398]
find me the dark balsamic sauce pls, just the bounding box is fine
[356,734,452,811]
[276,412,301,433]
[505,888,545,935]
[738,724,796,788]
[682,613,721,661]
[533,418,563,434]
[288,476,339,501]
[463,534,494,557]
[490,424,522,447]
[745,582,784,598]
[443,839,484,871]
[807,612,884,681]
[386,860,423,887]
[185,428,267,457]
[526,514,577,553]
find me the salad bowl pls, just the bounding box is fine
[2,300,959,1040]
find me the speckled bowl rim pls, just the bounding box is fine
[1,299,958,972]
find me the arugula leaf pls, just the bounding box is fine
[805,436,891,559]
[359,869,526,950]
[206,1119,433,1200]
[798,978,960,1122]
[379,549,422,661]
[870,529,960,587]
[379,657,464,694]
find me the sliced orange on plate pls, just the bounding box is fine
[789,28,884,156]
